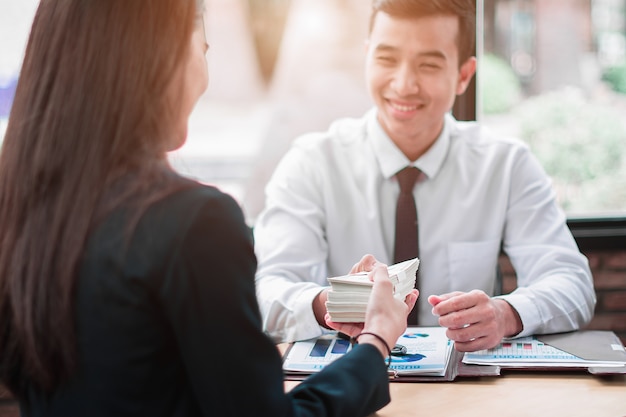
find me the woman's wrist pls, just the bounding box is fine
[352,332,392,367]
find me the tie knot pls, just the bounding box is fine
[396,167,420,194]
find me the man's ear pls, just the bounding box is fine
[456,56,477,96]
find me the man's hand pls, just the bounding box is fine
[312,254,380,328]
[313,288,331,328]
[428,290,523,352]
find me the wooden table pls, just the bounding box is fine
[282,342,626,417]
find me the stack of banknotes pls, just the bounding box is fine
[326,258,420,322]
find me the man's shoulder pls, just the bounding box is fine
[451,118,529,152]
[292,113,369,150]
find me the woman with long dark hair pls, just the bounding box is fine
[0,1,417,415]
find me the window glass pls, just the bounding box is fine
[0,0,38,139]
[481,0,626,217]
[168,0,372,223]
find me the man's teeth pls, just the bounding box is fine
[391,103,419,112]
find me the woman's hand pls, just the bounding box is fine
[325,255,419,358]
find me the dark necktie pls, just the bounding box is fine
[393,166,420,325]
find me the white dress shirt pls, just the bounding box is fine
[254,109,595,343]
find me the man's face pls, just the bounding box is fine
[365,12,475,154]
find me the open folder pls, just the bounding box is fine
[462,330,626,375]
[282,326,501,382]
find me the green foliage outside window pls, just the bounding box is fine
[602,63,626,95]
[480,53,522,115]
[515,88,626,212]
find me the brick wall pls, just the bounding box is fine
[500,249,626,345]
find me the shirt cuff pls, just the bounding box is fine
[494,292,541,338]
[291,285,331,341]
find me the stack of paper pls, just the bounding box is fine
[462,331,626,370]
[283,326,453,378]
[326,258,419,323]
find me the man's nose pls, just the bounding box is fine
[390,63,419,96]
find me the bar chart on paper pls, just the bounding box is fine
[478,339,574,360]
[283,327,453,376]
[462,336,626,368]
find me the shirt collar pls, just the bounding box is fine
[367,109,453,180]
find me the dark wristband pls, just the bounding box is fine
[352,332,392,368]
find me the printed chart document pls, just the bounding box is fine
[283,326,453,377]
[462,331,626,369]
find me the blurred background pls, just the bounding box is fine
[1,0,625,224]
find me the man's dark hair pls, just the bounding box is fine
[369,0,476,65]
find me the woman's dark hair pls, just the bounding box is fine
[0,0,198,394]
[369,0,476,66]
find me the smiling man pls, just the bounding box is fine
[253,0,595,352]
